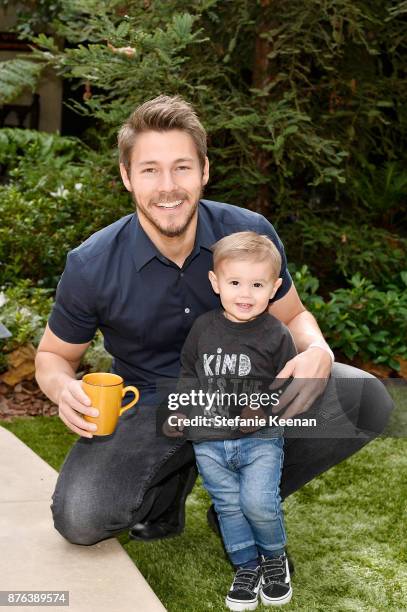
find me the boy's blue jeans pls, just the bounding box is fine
[193,435,285,567]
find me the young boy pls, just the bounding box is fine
[176,231,297,610]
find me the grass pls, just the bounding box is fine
[2,383,406,611]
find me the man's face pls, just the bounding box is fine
[209,258,282,323]
[120,130,209,238]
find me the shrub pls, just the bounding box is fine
[0,2,405,297]
[291,265,407,370]
[0,280,53,372]
[81,332,113,373]
[0,280,112,374]
[282,218,407,291]
[0,129,130,286]
[0,127,82,170]
[349,161,407,230]
[2,0,406,213]
[320,274,407,370]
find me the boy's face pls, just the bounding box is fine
[209,258,282,323]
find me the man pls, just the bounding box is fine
[35,95,393,546]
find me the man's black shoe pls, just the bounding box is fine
[129,463,197,542]
[129,517,182,541]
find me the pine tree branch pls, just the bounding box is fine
[0,59,44,105]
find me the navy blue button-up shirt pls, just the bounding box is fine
[49,199,292,389]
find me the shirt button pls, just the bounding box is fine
[184,307,190,314]
[180,272,184,277]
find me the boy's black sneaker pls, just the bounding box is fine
[260,554,292,606]
[225,566,261,611]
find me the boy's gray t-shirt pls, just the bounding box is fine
[178,309,297,440]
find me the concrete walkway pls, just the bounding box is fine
[0,426,167,612]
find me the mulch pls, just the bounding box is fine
[0,380,57,421]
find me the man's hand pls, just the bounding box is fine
[239,405,267,433]
[35,325,94,437]
[58,379,100,438]
[272,347,332,419]
[162,412,188,438]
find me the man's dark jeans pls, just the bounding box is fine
[51,363,394,545]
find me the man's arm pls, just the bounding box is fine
[35,324,99,438]
[269,284,333,417]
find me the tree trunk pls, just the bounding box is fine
[251,0,273,217]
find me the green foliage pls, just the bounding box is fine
[0,0,401,264]
[81,331,112,373]
[288,264,325,311]
[0,280,53,343]
[0,129,129,286]
[0,280,53,371]
[0,0,64,38]
[0,1,405,373]
[3,0,405,210]
[283,218,407,290]
[349,161,407,228]
[0,58,44,104]
[1,1,405,218]
[0,281,112,374]
[291,265,407,369]
[321,275,407,369]
[0,127,82,167]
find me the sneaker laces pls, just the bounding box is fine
[231,567,260,593]
[261,555,287,585]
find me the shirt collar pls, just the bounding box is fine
[195,200,217,251]
[131,214,160,271]
[131,201,217,272]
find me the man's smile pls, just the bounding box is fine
[155,200,184,209]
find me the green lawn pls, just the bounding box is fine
[2,383,406,612]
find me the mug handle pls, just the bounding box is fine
[119,386,140,415]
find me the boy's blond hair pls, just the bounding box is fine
[118,95,207,171]
[212,231,281,279]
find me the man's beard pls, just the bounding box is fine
[131,187,204,238]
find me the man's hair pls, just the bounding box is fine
[212,231,282,279]
[118,95,207,170]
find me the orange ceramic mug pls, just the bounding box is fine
[82,372,139,436]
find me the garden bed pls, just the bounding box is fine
[0,380,56,420]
